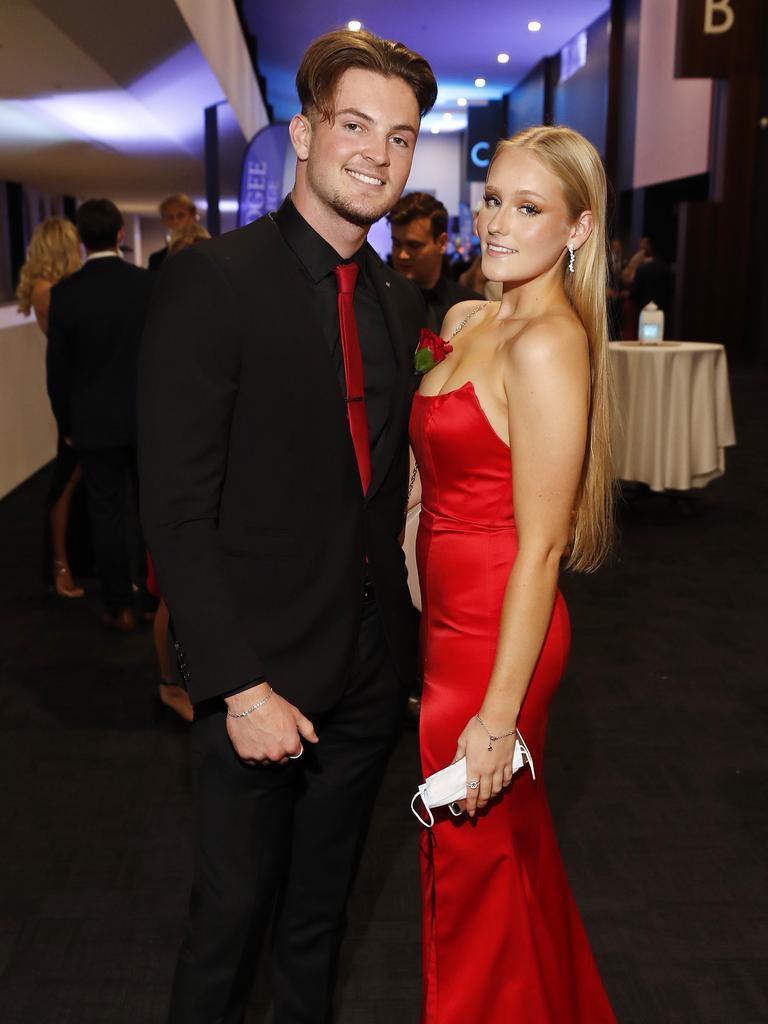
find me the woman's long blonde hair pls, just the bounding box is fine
[16,217,81,314]
[492,125,614,571]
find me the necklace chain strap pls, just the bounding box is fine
[450,302,487,339]
[407,462,419,500]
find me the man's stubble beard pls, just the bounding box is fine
[328,189,395,228]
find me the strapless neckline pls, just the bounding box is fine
[414,380,509,451]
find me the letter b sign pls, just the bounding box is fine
[704,0,734,34]
[677,0,760,77]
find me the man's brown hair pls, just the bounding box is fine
[387,192,448,240]
[296,28,437,122]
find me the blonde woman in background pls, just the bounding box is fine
[17,217,86,598]
[167,222,210,257]
[409,125,616,1021]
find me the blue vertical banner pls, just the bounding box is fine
[238,124,291,227]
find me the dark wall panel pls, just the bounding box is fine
[616,0,641,194]
[552,12,611,155]
[507,61,547,136]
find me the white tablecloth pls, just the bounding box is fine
[0,305,57,500]
[610,341,736,492]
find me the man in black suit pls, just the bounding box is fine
[147,193,199,271]
[47,199,154,630]
[631,238,674,315]
[139,28,436,1024]
[388,191,481,332]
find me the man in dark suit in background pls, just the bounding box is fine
[388,191,481,332]
[139,28,436,1024]
[631,237,674,315]
[147,193,199,271]
[47,199,154,630]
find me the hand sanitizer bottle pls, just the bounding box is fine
[638,301,664,344]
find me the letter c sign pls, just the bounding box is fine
[470,142,490,168]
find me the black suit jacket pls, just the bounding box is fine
[46,257,154,449]
[148,246,169,272]
[138,215,424,709]
[631,258,674,314]
[422,274,482,334]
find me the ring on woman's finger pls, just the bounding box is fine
[288,745,304,760]
[467,779,480,790]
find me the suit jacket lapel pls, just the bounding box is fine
[366,255,418,501]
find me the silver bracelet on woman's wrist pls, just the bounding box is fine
[227,686,273,719]
[475,713,515,752]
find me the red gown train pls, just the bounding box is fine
[409,381,616,1024]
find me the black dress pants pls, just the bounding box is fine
[168,594,407,1024]
[78,445,145,615]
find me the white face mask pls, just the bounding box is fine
[410,730,535,827]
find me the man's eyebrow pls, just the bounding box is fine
[334,107,417,135]
[335,107,374,123]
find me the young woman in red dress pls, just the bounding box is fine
[409,125,616,1023]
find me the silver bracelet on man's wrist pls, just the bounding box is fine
[227,686,273,719]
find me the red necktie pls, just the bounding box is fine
[334,262,372,494]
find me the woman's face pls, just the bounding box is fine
[477,148,579,284]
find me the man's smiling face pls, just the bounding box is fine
[302,68,420,228]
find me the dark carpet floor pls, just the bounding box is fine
[1,370,766,1024]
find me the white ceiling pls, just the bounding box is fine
[0,0,245,213]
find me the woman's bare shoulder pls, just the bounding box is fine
[506,311,587,371]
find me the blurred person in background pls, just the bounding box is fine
[148,193,199,271]
[388,191,480,332]
[168,222,211,257]
[147,223,210,723]
[607,237,624,340]
[47,199,155,631]
[620,235,649,338]
[16,216,87,598]
[631,237,673,316]
[621,234,649,287]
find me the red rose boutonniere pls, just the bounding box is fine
[414,328,453,374]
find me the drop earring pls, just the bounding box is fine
[567,244,575,274]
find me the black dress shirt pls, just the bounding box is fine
[272,195,397,460]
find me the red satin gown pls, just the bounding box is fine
[409,381,616,1024]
